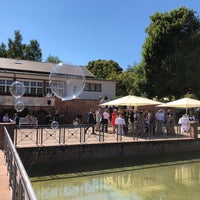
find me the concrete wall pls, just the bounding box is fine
[17,139,200,166]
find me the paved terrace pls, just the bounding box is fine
[0,150,12,200]
[0,123,199,200]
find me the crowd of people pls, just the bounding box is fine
[1,106,197,136]
[81,107,198,135]
[1,112,36,125]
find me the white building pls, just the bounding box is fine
[0,58,116,107]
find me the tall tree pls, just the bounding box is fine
[2,30,42,61]
[7,30,24,59]
[0,43,7,57]
[129,62,147,97]
[141,7,200,99]
[86,59,123,79]
[24,40,42,61]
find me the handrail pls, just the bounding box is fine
[14,123,193,147]
[4,127,38,200]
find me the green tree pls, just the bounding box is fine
[129,62,147,97]
[141,7,200,99]
[24,40,42,61]
[0,43,7,57]
[86,59,123,79]
[110,71,135,97]
[7,30,24,59]
[2,30,42,61]
[46,54,61,63]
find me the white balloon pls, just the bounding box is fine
[14,101,25,112]
[49,63,85,101]
[10,81,25,99]
[51,121,59,129]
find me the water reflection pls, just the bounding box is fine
[31,160,200,200]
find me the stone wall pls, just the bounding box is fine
[17,139,200,166]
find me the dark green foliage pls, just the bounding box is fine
[1,30,42,61]
[86,59,123,79]
[141,7,200,99]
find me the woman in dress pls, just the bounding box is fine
[111,109,117,134]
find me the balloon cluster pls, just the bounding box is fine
[10,81,25,112]
[9,63,85,129]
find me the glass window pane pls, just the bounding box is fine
[0,86,5,92]
[96,84,101,92]
[37,82,43,87]
[23,81,29,86]
[0,80,5,85]
[90,83,95,91]
[84,83,89,91]
[25,87,29,94]
[31,82,36,86]
[31,88,36,94]
[7,80,12,85]
[37,88,43,94]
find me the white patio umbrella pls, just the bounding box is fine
[157,97,200,114]
[99,95,162,107]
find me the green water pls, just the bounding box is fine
[30,157,200,200]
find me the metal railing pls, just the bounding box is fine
[13,123,195,147]
[3,127,38,200]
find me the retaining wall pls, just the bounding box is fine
[17,139,200,166]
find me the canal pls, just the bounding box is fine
[29,152,200,200]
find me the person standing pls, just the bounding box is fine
[115,112,126,135]
[129,109,135,134]
[95,109,101,131]
[13,112,19,125]
[85,108,96,134]
[111,109,117,134]
[178,114,190,133]
[166,109,175,134]
[101,109,110,133]
[188,110,196,121]
[155,109,165,134]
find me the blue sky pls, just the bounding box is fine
[1,0,200,70]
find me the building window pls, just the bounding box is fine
[0,79,13,94]
[47,81,64,94]
[46,82,51,93]
[19,80,43,96]
[84,83,101,92]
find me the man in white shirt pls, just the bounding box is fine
[155,109,165,134]
[178,114,190,133]
[115,112,126,135]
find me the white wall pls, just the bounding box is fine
[79,80,116,100]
